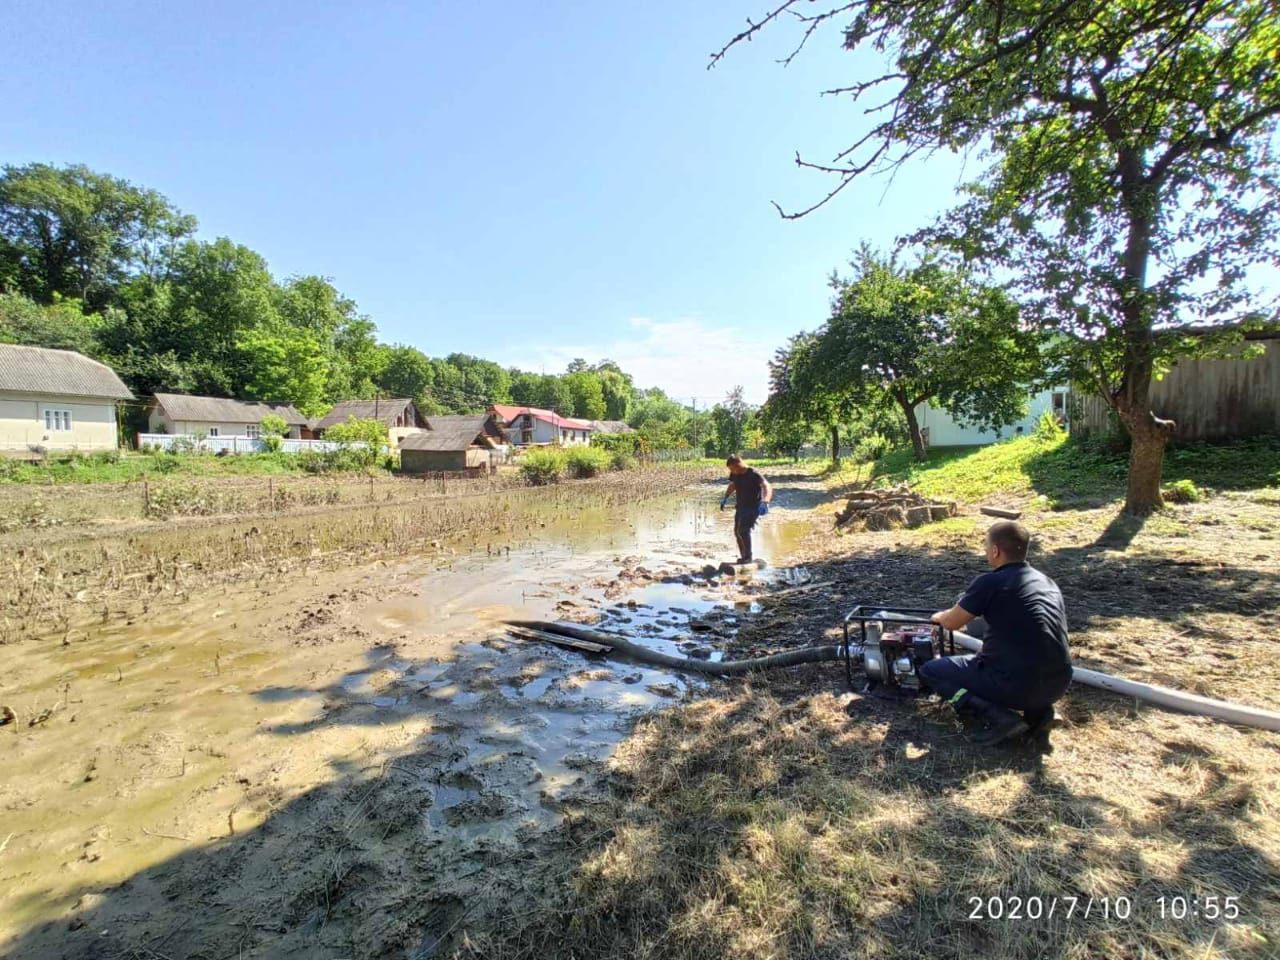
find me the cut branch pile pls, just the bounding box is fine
[835,486,957,531]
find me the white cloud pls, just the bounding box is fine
[502,316,775,406]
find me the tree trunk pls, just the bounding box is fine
[897,390,927,462]
[830,424,841,466]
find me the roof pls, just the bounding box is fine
[401,415,501,452]
[152,393,307,425]
[0,344,133,400]
[491,405,595,431]
[590,420,634,434]
[315,399,418,430]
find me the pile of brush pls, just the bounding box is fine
[835,485,958,531]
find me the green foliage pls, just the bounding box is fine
[564,445,611,479]
[260,414,289,437]
[0,292,104,353]
[709,386,752,456]
[563,370,607,420]
[238,325,330,416]
[725,1,1280,510]
[519,447,567,484]
[1162,479,1205,504]
[851,433,891,464]
[1033,410,1066,443]
[323,416,388,446]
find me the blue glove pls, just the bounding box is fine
[757,501,769,517]
[720,497,728,511]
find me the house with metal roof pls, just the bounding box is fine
[313,398,428,446]
[400,414,507,473]
[147,393,308,441]
[0,344,133,453]
[490,405,595,447]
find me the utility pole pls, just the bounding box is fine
[692,397,698,451]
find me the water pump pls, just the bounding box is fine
[841,604,957,694]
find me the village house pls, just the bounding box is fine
[399,414,507,473]
[0,344,133,453]
[491,405,595,447]
[146,393,308,440]
[913,387,1069,448]
[313,398,429,446]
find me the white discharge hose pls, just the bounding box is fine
[953,631,1280,733]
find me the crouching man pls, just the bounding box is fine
[921,521,1072,747]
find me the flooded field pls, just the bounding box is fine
[1,477,814,958]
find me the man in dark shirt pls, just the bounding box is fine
[920,521,1072,747]
[720,454,772,564]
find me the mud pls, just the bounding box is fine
[0,474,813,958]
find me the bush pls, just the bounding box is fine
[520,447,567,484]
[609,451,637,472]
[1033,409,1066,442]
[1163,479,1205,504]
[565,445,612,479]
[262,435,284,453]
[851,432,891,464]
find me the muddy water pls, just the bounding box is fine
[0,483,810,958]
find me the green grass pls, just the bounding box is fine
[855,434,1280,506]
[0,451,389,484]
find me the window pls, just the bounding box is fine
[245,424,261,439]
[43,409,73,431]
[208,427,219,437]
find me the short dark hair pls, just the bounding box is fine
[986,521,1030,561]
[726,454,744,467]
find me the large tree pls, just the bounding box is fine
[762,331,853,465]
[0,163,195,305]
[717,1,1280,512]
[816,249,1042,462]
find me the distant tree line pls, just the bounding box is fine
[0,162,719,449]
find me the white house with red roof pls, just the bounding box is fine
[491,405,594,447]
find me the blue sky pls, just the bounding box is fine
[4,1,971,404]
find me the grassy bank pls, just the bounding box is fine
[841,433,1280,505]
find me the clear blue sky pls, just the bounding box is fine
[4,0,970,404]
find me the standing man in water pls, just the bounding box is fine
[720,454,772,565]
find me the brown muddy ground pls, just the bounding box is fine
[0,474,810,959]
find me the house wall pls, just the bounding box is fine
[148,411,302,439]
[1074,338,1280,442]
[913,388,1067,448]
[401,449,467,473]
[390,426,426,447]
[0,391,120,451]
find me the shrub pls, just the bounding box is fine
[520,447,567,484]
[851,432,891,464]
[92,449,122,465]
[565,445,612,479]
[260,414,289,438]
[1033,409,1066,442]
[324,416,388,446]
[1163,479,1205,504]
[262,434,284,453]
[609,451,637,471]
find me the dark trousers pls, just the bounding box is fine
[919,655,1068,714]
[733,511,757,561]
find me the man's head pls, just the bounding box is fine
[984,520,1030,568]
[726,454,747,476]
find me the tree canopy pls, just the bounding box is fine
[718,0,1280,511]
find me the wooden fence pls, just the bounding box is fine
[1073,338,1279,442]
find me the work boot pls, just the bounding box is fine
[965,694,1030,746]
[1021,706,1057,752]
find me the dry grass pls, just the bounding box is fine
[458,477,1280,960]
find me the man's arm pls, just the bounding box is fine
[723,479,737,499]
[931,605,975,631]
[761,476,772,504]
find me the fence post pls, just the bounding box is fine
[143,480,150,516]
[269,477,275,512]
